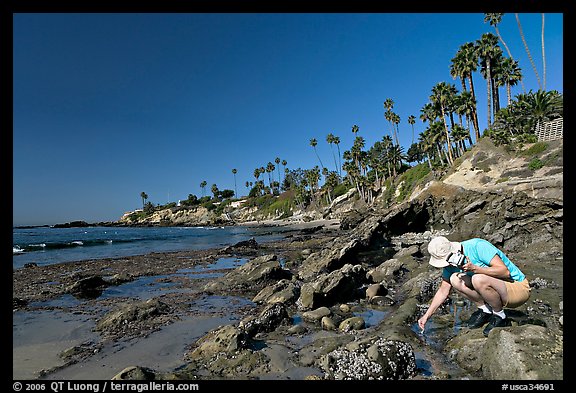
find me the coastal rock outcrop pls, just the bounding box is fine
[173,176,563,379]
[203,254,292,295]
[320,337,417,380]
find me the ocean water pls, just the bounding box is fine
[12,225,290,269]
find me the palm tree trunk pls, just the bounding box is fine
[336,144,342,178]
[495,25,525,92]
[435,143,445,166]
[441,108,454,164]
[516,13,542,90]
[426,153,433,169]
[491,76,500,114]
[486,60,492,130]
[468,75,481,140]
[542,13,546,90]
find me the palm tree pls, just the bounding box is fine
[387,144,405,178]
[200,181,207,197]
[516,13,542,90]
[429,120,447,166]
[231,168,238,198]
[140,192,148,209]
[265,162,275,192]
[333,135,342,177]
[516,89,563,133]
[211,184,219,199]
[496,57,523,106]
[486,48,505,115]
[456,90,476,146]
[476,33,500,130]
[351,124,359,137]
[381,135,393,178]
[274,157,281,187]
[383,99,400,146]
[309,138,324,171]
[368,141,385,188]
[383,98,394,113]
[484,14,513,59]
[326,133,339,175]
[392,112,401,147]
[451,42,481,139]
[430,82,455,165]
[253,168,262,195]
[418,130,434,169]
[484,13,526,92]
[408,115,416,145]
[281,159,287,184]
[451,124,469,157]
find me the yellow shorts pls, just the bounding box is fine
[504,278,531,308]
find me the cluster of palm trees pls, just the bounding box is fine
[243,157,288,197]
[221,14,558,210]
[142,14,560,215]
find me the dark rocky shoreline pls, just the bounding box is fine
[13,179,563,381]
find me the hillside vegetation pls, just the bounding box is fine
[118,136,562,227]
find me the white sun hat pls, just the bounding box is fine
[428,236,462,268]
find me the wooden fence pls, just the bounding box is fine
[536,118,563,141]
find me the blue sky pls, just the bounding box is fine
[12,12,564,226]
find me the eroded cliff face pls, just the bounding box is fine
[118,205,215,226]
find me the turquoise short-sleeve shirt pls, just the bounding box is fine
[441,238,525,282]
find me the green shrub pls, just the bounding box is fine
[520,142,548,158]
[528,158,544,171]
[396,163,431,202]
[332,182,352,199]
[202,201,216,211]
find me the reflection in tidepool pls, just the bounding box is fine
[13,310,98,380]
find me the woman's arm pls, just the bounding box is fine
[462,254,511,279]
[417,279,452,331]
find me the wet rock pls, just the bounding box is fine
[65,275,109,299]
[297,264,367,310]
[288,324,307,335]
[321,338,417,380]
[105,273,134,286]
[370,295,394,306]
[252,279,300,305]
[222,237,258,253]
[321,316,337,330]
[187,325,249,360]
[111,366,157,380]
[297,235,367,281]
[338,316,365,332]
[365,283,386,300]
[238,303,290,338]
[95,298,170,334]
[367,259,405,283]
[203,254,291,295]
[13,297,28,309]
[482,325,563,380]
[445,330,487,373]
